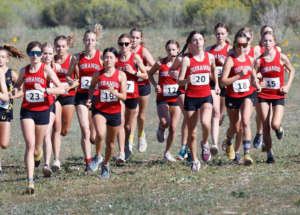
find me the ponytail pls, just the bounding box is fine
[178,30,204,56]
[0,44,25,60]
[54,33,78,48]
[83,23,104,46]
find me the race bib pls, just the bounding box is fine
[100,90,118,102]
[0,99,10,109]
[216,66,223,78]
[191,73,209,86]
[50,82,69,95]
[163,84,178,96]
[25,90,44,103]
[263,77,280,89]
[137,70,143,82]
[233,79,250,93]
[127,81,134,93]
[50,83,54,88]
[81,76,92,89]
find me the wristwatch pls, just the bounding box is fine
[134,72,138,76]
[45,88,48,93]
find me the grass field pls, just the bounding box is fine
[0,27,300,214]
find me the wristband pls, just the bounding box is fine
[45,88,48,93]
[254,79,259,83]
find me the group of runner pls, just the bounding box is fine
[0,23,295,194]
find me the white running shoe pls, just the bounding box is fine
[51,158,61,170]
[191,160,201,172]
[137,133,147,153]
[43,165,53,177]
[116,152,126,163]
[163,152,176,162]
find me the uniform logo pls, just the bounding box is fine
[228,103,232,107]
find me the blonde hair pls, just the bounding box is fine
[130,28,146,47]
[262,31,277,43]
[54,33,78,48]
[83,23,104,46]
[42,42,55,69]
[239,27,253,39]
[0,44,25,60]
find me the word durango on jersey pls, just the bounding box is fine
[190,65,211,74]
[79,63,101,71]
[24,76,45,84]
[234,65,252,74]
[261,66,281,74]
[98,80,119,88]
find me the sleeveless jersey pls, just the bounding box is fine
[135,46,150,86]
[209,43,229,82]
[226,55,253,98]
[248,47,254,58]
[0,68,14,120]
[22,64,50,111]
[94,69,121,114]
[55,54,75,97]
[77,50,103,96]
[116,53,139,99]
[258,52,285,99]
[47,64,57,106]
[157,58,178,103]
[178,53,188,94]
[260,45,278,54]
[185,52,211,98]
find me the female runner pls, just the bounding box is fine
[178,30,217,172]
[0,45,20,177]
[86,47,127,178]
[205,23,231,155]
[13,41,64,194]
[149,40,181,162]
[115,34,147,162]
[52,33,78,170]
[66,24,104,172]
[129,28,155,152]
[41,42,62,177]
[254,31,294,163]
[221,31,260,166]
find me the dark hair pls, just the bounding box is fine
[233,31,248,52]
[261,31,277,43]
[118,34,131,42]
[26,41,43,54]
[178,30,204,56]
[54,33,78,48]
[239,27,253,39]
[214,23,230,44]
[260,25,274,36]
[165,40,180,50]
[0,44,25,60]
[130,28,146,47]
[103,47,118,58]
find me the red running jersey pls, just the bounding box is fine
[47,64,56,106]
[260,45,278,54]
[22,64,50,111]
[226,55,253,98]
[94,69,121,114]
[258,52,285,99]
[209,44,229,83]
[116,53,139,99]
[135,46,150,86]
[248,47,254,58]
[178,53,188,94]
[157,58,178,103]
[77,50,103,96]
[185,52,211,98]
[55,54,75,97]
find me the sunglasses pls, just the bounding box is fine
[235,43,248,48]
[118,42,130,47]
[29,51,42,57]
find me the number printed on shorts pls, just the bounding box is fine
[191,73,209,86]
[127,81,135,93]
[216,66,223,78]
[25,90,44,103]
[100,89,118,102]
[163,84,178,96]
[232,79,250,93]
[263,77,280,89]
[0,99,10,109]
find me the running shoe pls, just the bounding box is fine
[177,148,188,160]
[222,140,226,151]
[234,153,243,165]
[156,124,166,143]
[275,127,284,140]
[261,142,266,152]
[125,141,133,160]
[90,138,95,145]
[253,133,263,148]
[191,160,201,172]
[186,150,192,162]
[225,139,235,160]
[42,165,52,177]
[266,157,275,164]
[137,133,147,153]
[210,144,218,156]
[201,141,211,161]
[244,154,253,166]
[84,165,91,174]
[25,182,35,195]
[101,162,110,179]
[51,158,61,171]
[219,114,225,126]
[89,155,103,171]
[116,152,126,163]
[34,150,43,168]
[163,152,176,162]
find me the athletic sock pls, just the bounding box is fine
[226,135,234,145]
[138,130,144,139]
[243,140,251,156]
[28,178,33,183]
[202,142,209,147]
[182,144,187,150]
[267,151,274,158]
[86,158,91,166]
[129,134,134,143]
